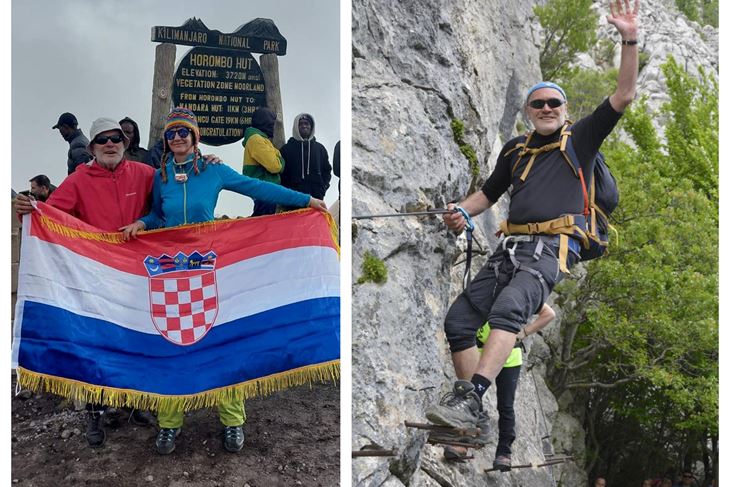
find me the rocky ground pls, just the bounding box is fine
[11,376,340,487]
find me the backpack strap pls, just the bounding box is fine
[563,125,590,216]
[516,141,562,182]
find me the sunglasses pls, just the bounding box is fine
[528,98,565,109]
[93,134,124,145]
[165,127,191,140]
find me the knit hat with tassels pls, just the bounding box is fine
[165,107,200,141]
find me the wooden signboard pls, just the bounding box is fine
[172,47,267,146]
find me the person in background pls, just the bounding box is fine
[121,107,327,455]
[28,175,56,202]
[332,140,340,196]
[145,139,164,169]
[242,107,285,216]
[119,117,149,164]
[594,477,607,487]
[52,112,92,175]
[280,113,332,209]
[679,471,697,487]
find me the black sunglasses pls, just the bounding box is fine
[93,134,124,145]
[165,127,191,140]
[528,98,565,109]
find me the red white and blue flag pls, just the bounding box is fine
[11,203,340,409]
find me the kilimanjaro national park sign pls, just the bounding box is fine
[152,17,287,55]
[153,18,287,146]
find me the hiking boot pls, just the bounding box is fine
[429,411,491,446]
[493,455,512,472]
[425,380,482,429]
[156,428,180,455]
[223,425,244,452]
[103,407,122,428]
[85,411,106,448]
[129,409,155,427]
[443,445,470,462]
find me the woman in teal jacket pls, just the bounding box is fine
[123,107,325,232]
[121,107,326,455]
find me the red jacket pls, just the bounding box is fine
[47,159,155,231]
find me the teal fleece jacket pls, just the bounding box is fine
[140,154,310,229]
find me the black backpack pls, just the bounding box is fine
[564,133,619,261]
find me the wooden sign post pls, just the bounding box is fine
[149,17,287,148]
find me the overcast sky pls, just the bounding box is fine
[11,0,340,217]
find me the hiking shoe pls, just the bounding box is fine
[425,380,482,429]
[223,425,244,452]
[85,411,106,448]
[129,409,155,427]
[429,410,490,446]
[156,428,180,455]
[493,455,512,472]
[443,445,470,462]
[103,407,122,428]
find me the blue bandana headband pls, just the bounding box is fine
[526,81,567,102]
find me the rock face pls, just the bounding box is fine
[351,0,717,485]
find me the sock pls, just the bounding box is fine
[471,373,491,399]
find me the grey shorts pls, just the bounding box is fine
[444,237,577,352]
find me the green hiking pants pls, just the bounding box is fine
[157,400,246,429]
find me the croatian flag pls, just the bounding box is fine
[12,203,340,410]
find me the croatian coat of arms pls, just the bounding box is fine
[144,250,218,346]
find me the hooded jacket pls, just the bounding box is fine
[47,159,155,231]
[119,117,150,164]
[65,129,92,175]
[242,108,284,184]
[280,113,331,200]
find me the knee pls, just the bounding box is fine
[444,301,480,353]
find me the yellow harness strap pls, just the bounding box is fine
[499,215,591,274]
[518,142,562,182]
[558,234,570,274]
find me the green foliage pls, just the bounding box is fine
[450,119,479,180]
[660,57,718,204]
[558,68,616,121]
[593,39,616,69]
[675,0,718,26]
[534,0,599,80]
[638,51,650,73]
[550,57,718,482]
[357,251,387,284]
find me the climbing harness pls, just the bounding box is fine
[455,207,475,290]
[501,122,619,272]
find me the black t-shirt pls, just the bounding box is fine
[481,98,622,224]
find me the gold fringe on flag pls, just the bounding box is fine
[39,215,125,244]
[39,208,340,253]
[16,360,340,412]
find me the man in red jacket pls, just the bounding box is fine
[16,117,155,231]
[15,117,156,447]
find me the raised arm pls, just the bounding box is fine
[607,0,640,112]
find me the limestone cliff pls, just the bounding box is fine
[351,0,717,485]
